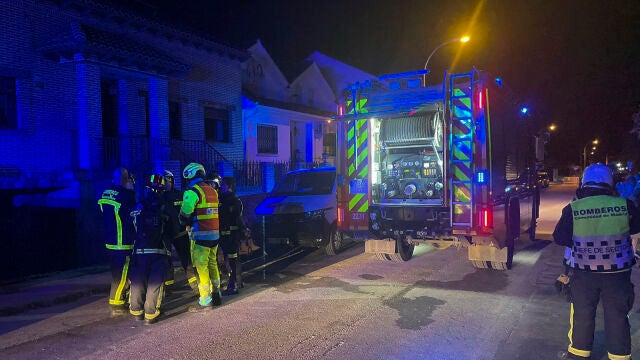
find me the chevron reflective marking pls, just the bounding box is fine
[358,166,369,179]
[453,204,472,222]
[349,193,364,210]
[453,164,471,181]
[453,119,472,136]
[453,183,471,202]
[350,192,369,212]
[357,99,368,113]
[348,164,355,176]
[453,142,472,161]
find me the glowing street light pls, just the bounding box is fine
[582,139,599,169]
[520,106,529,115]
[549,124,557,131]
[422,36,471,86]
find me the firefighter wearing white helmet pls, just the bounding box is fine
[179,162,222,311]
[553,163,640,359]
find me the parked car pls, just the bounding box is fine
[537,171,550,188]
[254,165,343,255]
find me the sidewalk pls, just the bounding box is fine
[0,266,111,317]
[0,244,264,317]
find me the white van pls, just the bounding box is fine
[254,166,343,255]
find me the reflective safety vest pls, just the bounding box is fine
[188,182,220,241]
[568,195,634,272]
[98,185,136,250]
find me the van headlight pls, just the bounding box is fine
[304,209,325,219]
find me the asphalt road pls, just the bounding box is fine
[3,183,640,360]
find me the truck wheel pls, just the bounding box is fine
[324,226,343,256]
[395,234,414,262]
[528,217,537,242]
[502,198,519,269]
[529,191,539,241]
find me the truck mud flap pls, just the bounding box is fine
[365,239,396,254]
[467,244,508,269]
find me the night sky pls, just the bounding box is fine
[117,0,640,169]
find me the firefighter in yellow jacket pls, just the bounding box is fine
[98,167,136,316]
[179,163,222,311]
[553,164,640,360]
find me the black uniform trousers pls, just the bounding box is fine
[568,269,634,359]
[165,232,197,289]
[220,230,242,290]
[108,250,131,309]
[129,253,169,320]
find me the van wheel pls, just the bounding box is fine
[324,226,342,256]
[395,234,414,262]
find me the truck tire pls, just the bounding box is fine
[502,198,519,270]
[324,225,343,256]
[528,215,537,242]
[529,190,539,241]
[395,234,414,262]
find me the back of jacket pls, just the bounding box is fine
[134,191,170,251]
[219,191,244,231]
[98,184,137,250]
[163,188,184,240]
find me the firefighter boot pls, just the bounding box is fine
[223,277,238,296]
[212,289,222,306]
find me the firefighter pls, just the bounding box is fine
[162,170,198,295]
[219,176,245,295]
[179,162,222,311]
[129,174,171,325]
[98,167,137,316]
[553,163,640,360]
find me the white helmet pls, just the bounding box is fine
[581,163,613,189]
[183,162,205,180]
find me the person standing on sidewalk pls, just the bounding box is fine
[98,167,137,316]
[179,163,222,312]
[162,170,198,295]
[219,176,246,296]
[129,174,171,325]
[553,163,640,360]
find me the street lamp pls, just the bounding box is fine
[582,139,598,170]
[422,36,470,86]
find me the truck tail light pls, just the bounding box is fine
[337,206,344,225]
[479,207,492,228]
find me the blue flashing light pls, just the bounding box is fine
[520,106,529,115]
[475,170,488,184]
[495,77,503,87]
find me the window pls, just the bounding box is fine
[0,76,17,129]
[257,124,278,154]
[169,101,182,139]
[204,107,230,142]
[323,133,336,156]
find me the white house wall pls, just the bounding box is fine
[245,105,328,163]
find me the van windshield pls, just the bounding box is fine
[271,171,335,196]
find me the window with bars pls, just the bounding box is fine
[204,107,230,142]
[0,76,17,129]
[257,124,278,154]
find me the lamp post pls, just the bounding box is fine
[582,139,598,170]
[422,36,470,86]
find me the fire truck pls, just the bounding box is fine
[335,68,539,270]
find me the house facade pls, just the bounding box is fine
[241,42,376,171]
[0,0,247,275]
